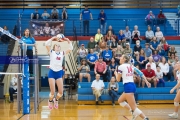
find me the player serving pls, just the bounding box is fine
[115,54,151,120]
[45,33,73,110]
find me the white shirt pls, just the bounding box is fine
[51,29,55,36]
[91,80,105,90]
[118,63,134,84]
[156,71,163,79]
[44,26,50,34]
[50,50,65,71]
[78,49,86,58]
[158,62,169,73]
[145,62,157,72]
[155,31,163,40]
[10,77,23,90]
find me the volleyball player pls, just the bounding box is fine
[114,55,151,120]
[45,34,73,110]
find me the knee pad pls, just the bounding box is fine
[49,93,54,99]
[120,101,127,107]
[57,93,63,98]
[133,108,142,116]
[174,102,179,107]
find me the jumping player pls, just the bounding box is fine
[45,34,73,110]
[114,54,151,120]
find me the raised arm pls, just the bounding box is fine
[45,38,53,55]
[65,42,73,54]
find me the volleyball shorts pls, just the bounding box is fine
[124,82,136,93]
[48,69,63,80]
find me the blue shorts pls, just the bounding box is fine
[48,69,63,80]
[124,82,136,93]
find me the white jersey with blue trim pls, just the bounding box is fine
[49,50,65,72]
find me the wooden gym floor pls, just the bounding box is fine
[0,99,179,120]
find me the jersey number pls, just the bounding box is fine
[56,57,61,60]
[127,66,133,73]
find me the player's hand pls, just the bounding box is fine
[170,88,174,94]
[146,82,151,88]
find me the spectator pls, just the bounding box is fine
[168,46,177,58]
[31,9,39,20]
[41,9,50,20]
[105,30,115,42]
[98,9,107,35]
[51,6,59,19]
[133,40,142,58]
[106,25,115,35]
[156,66,165,87]
[145,25,154,43]
[146,56,157,72]
[62,6,68,20]
[145,11,156,25]
[80,5,93,36]
[153,50,161,65]
[142,64,157,88]
[108,77,119,106]
[94,57,108,82]
[168,53,176,71]
[123,42,132,56]
[159,37,170,52]
[117,30,126,47]
[114,45,124,64]
[136,49,147,69]
[155,27,163,42]
[110,37,118,54]
[99,37,107,52]
[0,26,10,43]
[95,29,103,44]
[133,65,141,87]
[157,45,166,57]
[107,37,112,46]
[150,37,159,51]
[78,59,91,82]
[123,26,131,43]
[177,9,180,18]
[157,10,166,25]
[132,25,141,44]
[144,43,152,58]
[159,57,171,81]
[77,44,87,64]
[87,49,98,70]
[87,37,96,52]
[102,46,113,63]
[43,22,51,37]
[109,58,117,79]
[91,74,104,105]
[94,45,100,57]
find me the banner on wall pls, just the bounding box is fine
[30,21,64,37]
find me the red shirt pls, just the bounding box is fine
[94,61,106,73]
[141,69,155,78]
[158,13,166,19]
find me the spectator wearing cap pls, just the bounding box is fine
[132,25,141,44]
[133,40,142,58]
[157,45,165,57]
[145,25,154,43]
[98,9,107,35]
[118,30,126,48]
[86,49,98,70]
[102,46,113,64]
[144,43,152,58]
[51,6,59,19]
[77,44,87,65]
[142,64,158,88]
[145,11,156,26]
[94,57,109,82]
[123,26,131,43]
[80,5,93,36]
[145,56,157,72]
[150,37,159,52]
[157,10,166,25]
[95,29,103,44]
[155,27,163,42]
[106,25,115,35]
[87,37,96,52]
[123,43,132,56]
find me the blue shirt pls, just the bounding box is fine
[98,13,107,25]
[86,53,98,62]
[144,48,152,57]
[20,36,36,50]
[118,34,125,41]
[82,9,91,20]
[102,50,112,59]
[150,41,159,49]
[158,49,165,56]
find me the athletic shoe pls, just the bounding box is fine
[168,112,178,119]
[144,117,149,120]
[48,100,53,110]
[53,98,59,109]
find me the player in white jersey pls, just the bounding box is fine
[114,54,150,120]
[45,35,73,110]
[168,63,180,119]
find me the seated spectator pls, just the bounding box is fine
[106,25,115,35]
[150,37,159,52]
[153,50,161,65]
[105,30,115,43]
[177,9,180,18]
[41,9,50,20]
[109,37,118,54]
[145,25,154,43]
[168,46,177,58]
[109,58,117,79]
[62,6,68,20]
[146,56,157,72]
[168,53,176,76]
[123,26,131,43]
[31,9,39,20]
[157,10,166,25]
[102,46,113,64]
[87,49,98,70]
[87,37,96,52]
[159,57,171,81]
[99,37,107,52]
[145,11,156,25]
[95,29,103,44]
[107,37,112,46]
[91,74,104,105]
[78,59,91,82]
[0,26,10,43]
[94,57,108,82]
[117,30,126,47]
[157,45,165,57]
[123,42,132,56]
[77,44,87,64]
[144,43,152,58]
[114,45,124,64]
[155,27,163,42]
[133,40,142,58]
[136,49,147,69]
[132,25,141,44]
[142,64,157,88]
[156,66,165,87]
[108,77,118,106]
[159,37,170,52]
[43,22,51,37]
[94,45,100,57]
[51,6,59,19]
[98,9,107,35]
[133,65,141,87]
